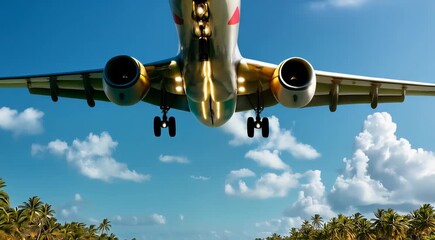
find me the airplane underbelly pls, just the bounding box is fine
[184,59,237,127]
[188,96,236,127]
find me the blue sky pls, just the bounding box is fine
[1,0,435,239]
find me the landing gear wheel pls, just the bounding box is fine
[168,116,176,137]
[247,117,255,138]
[154,116,162,137]
[261,117,269,138]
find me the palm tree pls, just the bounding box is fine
[19,196,43,224]
[8,208,28,240]
[336,214,355,240]
[409,203,435,238]
[0,179,10,208]
[311,214,323,230]
[354,218,375,240]
[98,218,111,235]
[87,224,98,238]
[39,217,61,240]
[266,233,282,240]
[299,220,314,239]
[324,217,340,240]
[373,208,408,240]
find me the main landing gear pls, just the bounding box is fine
[247,108,269,138]
[154,106,176,137]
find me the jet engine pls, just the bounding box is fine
[103,55,150,106]
[271,57,316,108]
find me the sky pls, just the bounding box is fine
[1,0,435,239]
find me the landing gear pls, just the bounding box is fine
[247,109,269,138]
[154,106,176,137]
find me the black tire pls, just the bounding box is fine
[262,117,269,138]
[154,116,162,137]
[247,117,255,138]
[168,116,176,137]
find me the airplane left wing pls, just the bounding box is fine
[0,57,190,111]
[237,58,435,112]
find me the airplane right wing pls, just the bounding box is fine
[237,58,435,112]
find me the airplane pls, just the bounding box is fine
[1,0,435,138]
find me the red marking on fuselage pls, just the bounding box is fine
[173,13,184,25]
[228,7,240,25]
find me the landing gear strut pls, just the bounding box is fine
[154,107,176,138]
[247,89,269,138]
[247,108,269,138]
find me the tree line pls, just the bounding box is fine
[0,178,122,240]
[258,205,435,240]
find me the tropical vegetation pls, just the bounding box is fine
[0,178,121,239]
[258,204,435,240]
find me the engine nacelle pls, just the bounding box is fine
[103,55,150,106]
[271,57,316,108]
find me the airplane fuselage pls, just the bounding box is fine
[170,0,242,126]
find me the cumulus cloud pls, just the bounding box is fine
[0,107,44,135]
[223,113,320,160]
[226,168,256,183]
[246,150,289,170]
[329,112,435,211]
[112,213,166,226]
[223,113,320,200]
[285,170,335,219]
[159,155,190,164]
[311,0,372,9]
[32,132,150,183]
[255,217,304,237]
[225,171,299,199]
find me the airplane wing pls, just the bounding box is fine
[237,58,435,112]
[0,58,190,111]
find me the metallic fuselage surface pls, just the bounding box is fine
[170,0,242,126]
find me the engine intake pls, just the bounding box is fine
[271,57,316,108]
[103,55,150,106]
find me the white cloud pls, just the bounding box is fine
[74,193,82,202]
[285,170,335,219]
[222,112,258,146]
[179,214,184,222]
[329,112,435,211]
[223,113,320,200]
[112,213,166,226]
[225,171,299,199]
[32,132,150,183]
[311,0,371,9]
[245,150,289,170]
[226,168,256,183]
[0,107,44,135]
[229,112,435,233]
[264,116,320,160]
[151,214,166,225]
[223,113,320,160]
[159,154,190,164]
[255,217,303,237]
[61,205,79,218]
[190,176,210,181]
